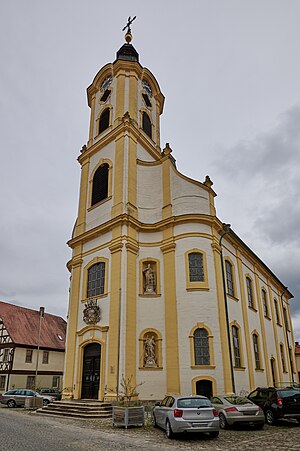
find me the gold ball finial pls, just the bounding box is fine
[125,32,132,43]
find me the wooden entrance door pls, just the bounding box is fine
[81,343,101,399]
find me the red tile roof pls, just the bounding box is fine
[0,301,66,350]
[295,344,300,356]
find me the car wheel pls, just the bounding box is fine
[165,420,174,439]
[265,409,276,425]
[153,414,158,428]
[7,400,16,408]
[43,399,50,406]
[254,422,265,430]
[219,413,228,429]
[209,431,219,439]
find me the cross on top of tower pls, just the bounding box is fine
[122,16,136,34]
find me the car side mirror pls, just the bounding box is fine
[155,401,161,406]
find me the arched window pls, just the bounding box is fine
[262,289,268,317]
[225,260,234,296]
[246,277,254,308]
[99,108,110,134]
[280,343,286,372]
[194,328,210,365]
[283,308,289,331]
[87,262,105,298]
[188,252,204,282]
[274,299,281,324]
[142,111,152,139]
[253,334,260,370]
[91,163,109,206]
[232,325,241,368]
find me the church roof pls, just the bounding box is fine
[0,301,66,350]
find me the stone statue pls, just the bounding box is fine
[143,264,156,294]
[144,335,157,367]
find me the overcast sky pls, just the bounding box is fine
[0,1,299,339]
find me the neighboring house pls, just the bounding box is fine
[0,301,66,393]
[295,342,300,383]
[63,32,297,401]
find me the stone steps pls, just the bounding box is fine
[34,400,113,419]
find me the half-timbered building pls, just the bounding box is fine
[0,301,66,392]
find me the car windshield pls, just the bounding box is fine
[177,398,212,408]
[278,389,300,398]
[224,396,252,405]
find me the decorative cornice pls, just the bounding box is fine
[125,242,139,254]
[77,325,109,337]
[109,241,123,254]
[160,241,176,254]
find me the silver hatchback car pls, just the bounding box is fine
[211,394,265,429]
[0,389,54,407]
[153,395,219,439]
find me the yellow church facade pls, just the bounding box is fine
[63,33,297,401]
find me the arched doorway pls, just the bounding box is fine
[81,343,101,399]
[196,379,213,399]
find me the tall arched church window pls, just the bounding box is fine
[262,289,269,317]
[225,260,234,296]
[91,163,109,206]
[188,252,204,282]
[87,262,105,297]
[246,277,254,308]
[252,334,260,370]
[142,112,152,139]
[194,328,210,365]
[274,299,281,324]
[280,343,286,372]
[232,325,241,368]
[99,108,110,134]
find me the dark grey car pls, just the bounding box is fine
[0,389,54,407]
[153,395,219,439]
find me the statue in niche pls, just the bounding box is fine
[143,263,156,294]
[144,335,157,367]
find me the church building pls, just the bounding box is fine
[63,29,297,401]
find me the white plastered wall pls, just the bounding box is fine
[137,164,163,223]
[170,169,210,217]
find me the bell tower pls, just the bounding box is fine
[64,27,167,401]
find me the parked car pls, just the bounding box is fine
[211,394,265,429]
[248,387,300,425]
[153,395,219,439]
[0,389,55,407]
[38,388,61,400]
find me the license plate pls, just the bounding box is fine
[192,423,208,427]
[243,411,256,415]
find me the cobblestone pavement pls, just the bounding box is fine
[0,405,300,450]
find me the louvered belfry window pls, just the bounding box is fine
[188,252,204,282]
[91,163,109,206]
[142,112,152,139]
[99,108,110,134]
[87,263,105,298]
[194,328,210,365]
